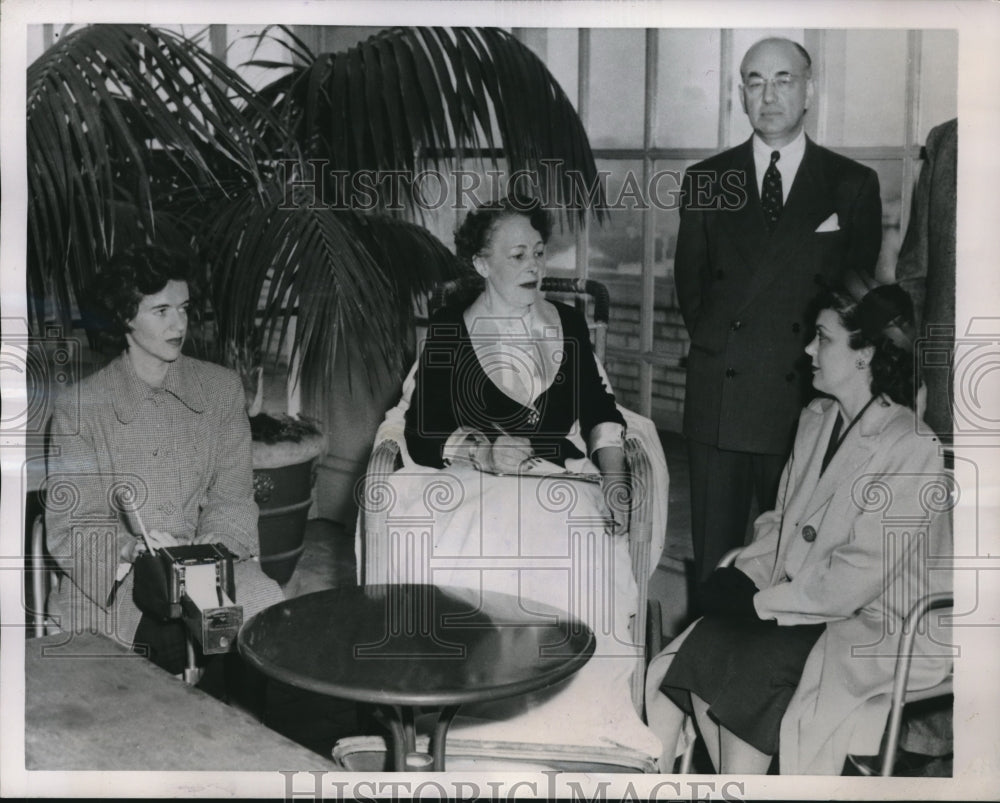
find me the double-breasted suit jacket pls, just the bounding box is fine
[646,398,952,774]
[675,136,883,455]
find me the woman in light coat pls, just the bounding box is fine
[46,246,283,674]
[645,278,953,775]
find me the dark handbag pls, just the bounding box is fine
[132,551,179,622]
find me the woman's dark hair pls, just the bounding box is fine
[84,246,192,349]
[454,194,553,265]
[811,282,917,408]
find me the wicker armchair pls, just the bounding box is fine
[346,277,666,771]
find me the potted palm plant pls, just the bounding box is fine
[247,412,326,583]
[26,23,605,570]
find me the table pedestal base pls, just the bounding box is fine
[377,704,461,771]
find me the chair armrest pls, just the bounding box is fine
[359,437,402,586]
[31,515,46,638]
[624,436,654,584]
[624,435,654,716]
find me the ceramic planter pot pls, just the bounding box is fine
[251,432,326,585]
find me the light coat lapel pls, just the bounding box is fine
[767,403,835,584]
[798,400,897,525]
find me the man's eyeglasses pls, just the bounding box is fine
[742,75,803,95]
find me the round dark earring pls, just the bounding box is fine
[855,358,867,370]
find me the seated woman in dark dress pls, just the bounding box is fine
[405,194,627,523]
[361,194,664,759]
[645,277,953,775]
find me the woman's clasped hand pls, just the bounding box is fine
[481,434,537,474]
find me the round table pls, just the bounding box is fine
[238,583,595,770]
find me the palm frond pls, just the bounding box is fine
[252,27,603,222]
[253,24,317,67]
[27,22,603,406]
[204,185,452,390]
[346,212,462,325]
[26,23,284,332]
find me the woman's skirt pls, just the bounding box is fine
[661,614,825,755]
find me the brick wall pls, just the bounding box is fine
[578,271,690,434]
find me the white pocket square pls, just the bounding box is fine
[815,213,840,233]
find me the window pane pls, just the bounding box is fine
[651,159,689,270]
[918,30,958,143]
[533,28,580,109]
[585,159,645,415]
[651,361,687,432]
[227,25,293,90]
[27,24,47,63]
[840,30,908,146]
[544,225,579,275]
[654,29,721,149]
[587,30,646,148]
[429,158,512,242]
[859,159,906,282]
[586,159,645,275]
[321,26,385,52]
[652,158,691,360]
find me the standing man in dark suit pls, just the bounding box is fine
[675,37,883,583]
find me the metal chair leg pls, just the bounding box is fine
[183,636,202,685]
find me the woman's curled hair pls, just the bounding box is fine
[83,245,192,350]
[812,282,918,408]
[454,194,553,265]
